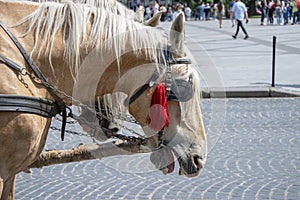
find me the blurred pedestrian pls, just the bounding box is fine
[231,0,249,40]
[230,0,236,27]
[267,0,275,25]
[282,2,290,25]
[204,3,211,20]
[145,5,152,20]
[173,3,185,21]
[194,3,202,20]
[216,0,225,28]
[153,0,160,15]
[290,0,299,24]
[131,0,140,12]
[167,5,173,21]
[185,4,192,21]
[200,2,206,20]
[275,1,282,25]
[257,0,266,25]
[160,4,167,21]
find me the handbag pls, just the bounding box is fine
[256,9,262,15]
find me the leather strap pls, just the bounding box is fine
[0,55,24,74]
[125,71,160,105]
[126,47,192,105]
[0,94,60,118]
[0,21,67,140]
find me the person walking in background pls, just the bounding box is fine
[216,0,225,28]
[282,2,290,25]
[160,4,167,21]
[267,0,275,25]
[289,0,293,21]
[153,0,160,15]
[257,0,266,25]
[231,0,249,40]
[173,3,185,21]
[230,0,236,27]
[167,5,173,21]
[194,3,202,20]
[185,4,192,21]
[144,5,152,20]
[131,0,140,12]
[204,3,211,20]
[200,2,206,20]
[275,1,283,25]
[290,0,299,24]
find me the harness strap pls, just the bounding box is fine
[0,22,63,105]
[0,21,67,140]
[0,55,24,74]
[126,48,192,105]
[0,94,60,118]
[126,71,160,105]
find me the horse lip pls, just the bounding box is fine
[160,160,175,175]
[150,147,175,175]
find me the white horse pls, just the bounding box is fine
[0,1,207,199]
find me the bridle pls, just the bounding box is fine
[126,44,193,105]
[113,45,194,149]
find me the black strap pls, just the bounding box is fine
[127,84,149,105]
[0,55,24,74]
[0,22,48,84]
[0,21,67,140]
[125,71,160,105]
[0,94,60,118]
[125,52,192,105]
[0,22,63,104]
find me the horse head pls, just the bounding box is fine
[146,13,207,177]
[81,13,207,177]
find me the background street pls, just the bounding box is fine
[182,18,300,91]
[15,18,300,199]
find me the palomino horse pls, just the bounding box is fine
[0,0,207,199]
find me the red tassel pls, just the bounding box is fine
[147,83,170,131]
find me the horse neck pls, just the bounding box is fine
[0,1,75,103]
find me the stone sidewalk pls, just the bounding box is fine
[15,98,300,199]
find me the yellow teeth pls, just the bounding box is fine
[162,168,169,175]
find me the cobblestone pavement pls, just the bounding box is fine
[15,98,300,199]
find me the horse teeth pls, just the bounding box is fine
[162,168,169,175]
[178,168,183,176]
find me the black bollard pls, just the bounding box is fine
[272,36,276,87]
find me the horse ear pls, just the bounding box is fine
[144,11,162,27]
[135,7,145,23]
[169,13,185,57]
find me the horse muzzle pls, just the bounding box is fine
[178,155,205,177]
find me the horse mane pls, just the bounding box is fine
[32,0,137,20]
[76,0,137,19]
[15,0,165,79]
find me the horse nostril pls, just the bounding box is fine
[193,155,199,165]
[110,128,119,133]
